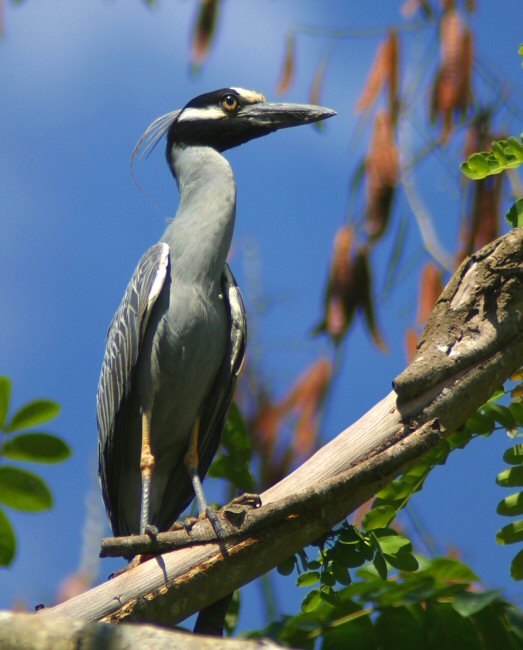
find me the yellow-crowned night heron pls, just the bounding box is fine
[97,87,335,537]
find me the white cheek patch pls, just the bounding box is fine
[177,106,226,122]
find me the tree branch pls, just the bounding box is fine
[39,229,523,627]
[0,612,285,650]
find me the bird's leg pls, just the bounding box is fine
[184,417,224,539]
[139,408,156,535]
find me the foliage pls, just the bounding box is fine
[0,376,70,566]
[460,135,523,180]
[496,431,523,581]
[209,402,256,494]
[505,199,523,229]
[252,554,523,649]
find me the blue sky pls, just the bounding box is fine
[1,0,523,630]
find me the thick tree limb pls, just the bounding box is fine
[40,229,523,627]
[0,612,285,650]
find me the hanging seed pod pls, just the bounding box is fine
[356,38,389,113]
[276,31,295,95]
[352,245,387,351]
[365,111,399,242]
[309,56,329,130]
[430,9,473,142]
[356,30,400,122]
[190,0,220,71]
[280,358,332,458]
[387,30,400,123]
[315,226,356,342]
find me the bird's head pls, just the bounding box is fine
[131,87,336,168]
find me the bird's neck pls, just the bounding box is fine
[161,145,237,284]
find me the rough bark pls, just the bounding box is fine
[36,230,523,628]
[0,612,285,650]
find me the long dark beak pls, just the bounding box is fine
[237,102,336,130]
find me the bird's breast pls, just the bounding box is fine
[140,280,228,448]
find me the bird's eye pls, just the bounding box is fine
[221,94,240,112]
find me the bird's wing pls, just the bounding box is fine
[156,262,247,529]
[97,242,169,513]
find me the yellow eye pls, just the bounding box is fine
[221,94,239,112]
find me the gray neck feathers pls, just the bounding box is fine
[161,145,237,285]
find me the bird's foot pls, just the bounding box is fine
[144,524,159,538]
[205,505,225,540]
[168,516,199,534]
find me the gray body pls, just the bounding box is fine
[98,147,242,536]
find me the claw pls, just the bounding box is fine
[144,524,159,538]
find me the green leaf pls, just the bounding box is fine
[6,399,60,433]
[0,507,16,566]
[0,376,11,430]
[497,466,523,487]
[376,606,425,650]
[323,606,377,650]
[505,606,523,641]
[0,466,52,511]
[373,552,388,580]
[424,602,481,649]
[487,388,505,403]
[373,529,412,555]
[2,433,71,464]
[503,444,523,465]
[505,199,523,228]
[376,476,419,503]
[339,526,363,545]
[461,137,523,181]
[451,590,500,617]
[447,429,472,450]
[465,411,495,436]
[301,589,321,613]
[496,520,523,545]
[421,558,478,582]
[507,136,523,160]
[332,563,352,585]
[297,571,320,587]
[465,153,491,177]
[331,543,369,568]
[277,556,295,576]
[509,402,523,426]
[222,403,252,462]
[208,454,255,492]
[385,551,419,572]
[497,492,523,516]
[483,404,516,430]
[510,548,523,580]
[224,589,240,636]
[319,585,340,607]
[320,571,336,587]
[363,505,396,531]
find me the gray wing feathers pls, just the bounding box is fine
[97,243,169,459]
[223,263,247,378]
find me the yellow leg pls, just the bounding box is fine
[140,409,155,535]
[184,418,224,538]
